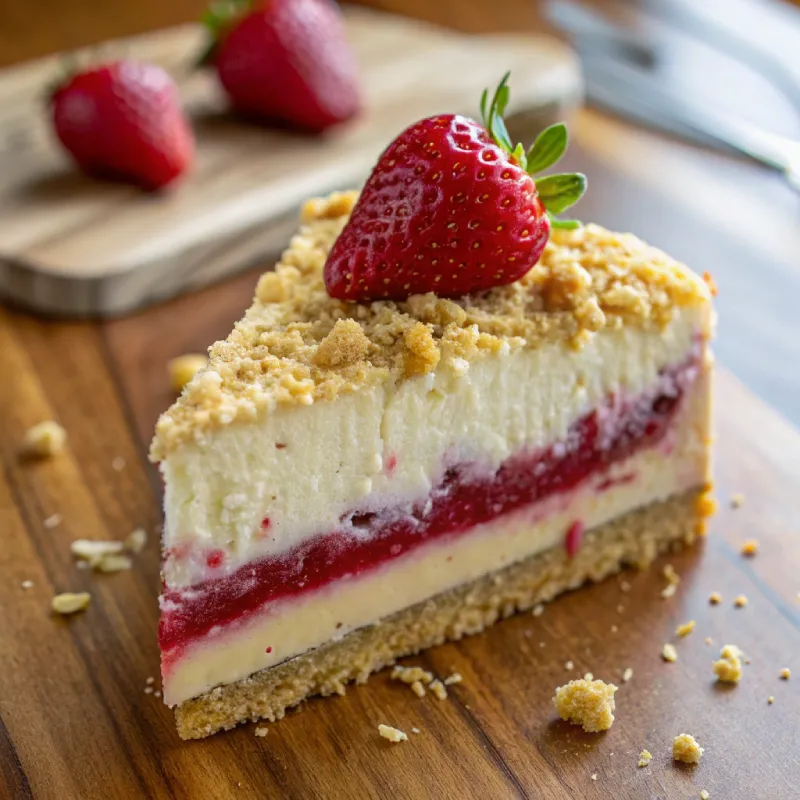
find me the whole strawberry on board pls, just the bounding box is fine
[324,73,586,301]
[203,0,361,133]
[51,61,194,191]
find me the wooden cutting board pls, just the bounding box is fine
[0,7,581,318]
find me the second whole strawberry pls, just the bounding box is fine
[205,0,361,133]
[51,60,194,191]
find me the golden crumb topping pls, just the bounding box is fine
[672,733,704,764]
[151,191,712,459]
[638,749,652,767]
[553,678,617,733]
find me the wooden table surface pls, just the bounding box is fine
[2,1,800,798]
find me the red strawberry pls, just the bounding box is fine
[206,0,361,132]
[51,61,193,191]
[324,73,586,301]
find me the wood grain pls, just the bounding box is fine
[0,9,580,317]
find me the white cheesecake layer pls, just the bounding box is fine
[163,367,711,706]
[162,307,707,588]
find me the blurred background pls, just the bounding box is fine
[1,0,799,424]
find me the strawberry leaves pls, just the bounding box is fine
[480,72,586,229]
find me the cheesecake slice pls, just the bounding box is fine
[151,191,714,739]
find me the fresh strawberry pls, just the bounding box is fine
[324,73,586,301]
[51,60,194,191]
[205,0,361,132]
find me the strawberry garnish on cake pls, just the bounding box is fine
[151,75,714,740]
[324,73,585,300]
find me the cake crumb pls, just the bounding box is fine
[43,513,62,529]
[676,620,696,638]
[552,678,617,733]
[95,554,133,573]
[617,604,625,613]
[622,668,633,683]
[583,672,594,681]
[620,580,631,593]
[611,625,618,633]
[663,564,680,584]
[21,580,33,590]
[111,456,126,472]
[391,666,433,685]
[411,727,420,734]
[565,661,574,670]
[169,354,208,392]
[637,749,652,767]
[378,724,407,743]
[780,668,791,680]
[590,773,597,781]
[661,643,678,663]
[730,493,745,508]
[713,644,743,683]
[660,583,677,599]
[740,539,758,557]
[443,673,462,686]
[532,603,545,617]
[22,421,67,458]
[52,592,91,615]
[673,733,703,764]
[125,528,148,554]
[708,591,722,605]
[254,727,268,737]
[734,594,748,608]
[705,637,713,645]
[700,791,710,799]
[144,686,153,695]
[768,696,775,704]
[410,680,426,698]
[70,539,124,564]
[430,680,448,701]
[154,690,161,698]
[146,676,155,685]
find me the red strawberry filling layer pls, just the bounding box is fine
[160,346,700,660]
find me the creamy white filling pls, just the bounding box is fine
[162,308,707,588]
[163,368,710,707]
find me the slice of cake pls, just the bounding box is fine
[151,77,713,739]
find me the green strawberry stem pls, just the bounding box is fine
[197,0,251,66]
[480,71,587,228]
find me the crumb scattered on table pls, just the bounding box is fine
[411,727,420,734]
[661,583,677,599]
[410,680,426,698]
[590,773,597,781]
[617,604,626,612]
[638,749,652,768]
[125,528,148,554]
[112,456,126,472]
[443,673,462,686]
[378,724,407,743]
[734,595,748,608]
[43,514,62,530]
[532,603,545,617]
[622,668,633,683]
[780,668,791,680]
[768,696,775,704]
[661,643,678,663]
[620,580,631,593]
[673,733,703,764]
[552,678,617,733]
[676,620,696,638]
[611,625,618,633]
[740,539,758,557]
[713,644,743,684]
[430,680,447,701]
[146,676,155,685]
[565,660,574,670]
[21,580,33,590]
[22,421,67,458]
[700,790,710,799]
[144,686,153,695]
[730,493,745,508]
[708,592,722,605]
[51,592,91,615]
[254,727,268,737]
[705,637,713,645]
[391,665,433,685]
[95,554,133,573]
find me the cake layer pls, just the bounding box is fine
[162,365,710,706]
[161,310,706,589]
[174,487,708,739]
